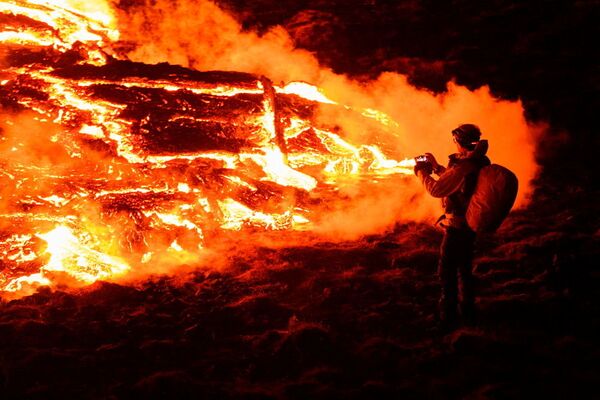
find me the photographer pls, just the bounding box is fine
[414,124,490,329]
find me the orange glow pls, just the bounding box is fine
[2,225,129,293]
[276,82,337,104]
[0,0,117,51]
[0,0,541,298]
[37,225,129,283]
[218,198,305,231]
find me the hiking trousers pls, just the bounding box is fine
[438,226,476,321]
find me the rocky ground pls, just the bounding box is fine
[0,182,598,399]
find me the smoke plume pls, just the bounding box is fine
[109,0,542,238]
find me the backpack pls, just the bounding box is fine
[466,164,518,233]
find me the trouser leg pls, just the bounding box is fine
[438,230,459,321]
[457,229,476,318]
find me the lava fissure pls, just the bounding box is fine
[0,0,414,296]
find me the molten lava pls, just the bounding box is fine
[0,0,416,296]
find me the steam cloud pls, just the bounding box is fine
[107,0,542,239]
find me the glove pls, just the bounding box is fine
[414,160,433,176]
[424,153,439,169]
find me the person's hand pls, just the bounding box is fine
[425,153,446,175]
[424,153,440,170]
[414,160,433,176]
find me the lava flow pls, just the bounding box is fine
[0,0,416,296]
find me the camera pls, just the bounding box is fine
[414,154,433,175]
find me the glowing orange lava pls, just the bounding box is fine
[0,0,416,297]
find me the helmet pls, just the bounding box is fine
[452,124,481,149]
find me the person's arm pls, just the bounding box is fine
[423,153,445,175]
[417,162,476,198]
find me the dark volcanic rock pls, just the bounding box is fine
[0,207,598,399]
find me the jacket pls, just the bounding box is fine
[417,140,491,226]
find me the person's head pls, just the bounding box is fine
[452,124,481,152]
